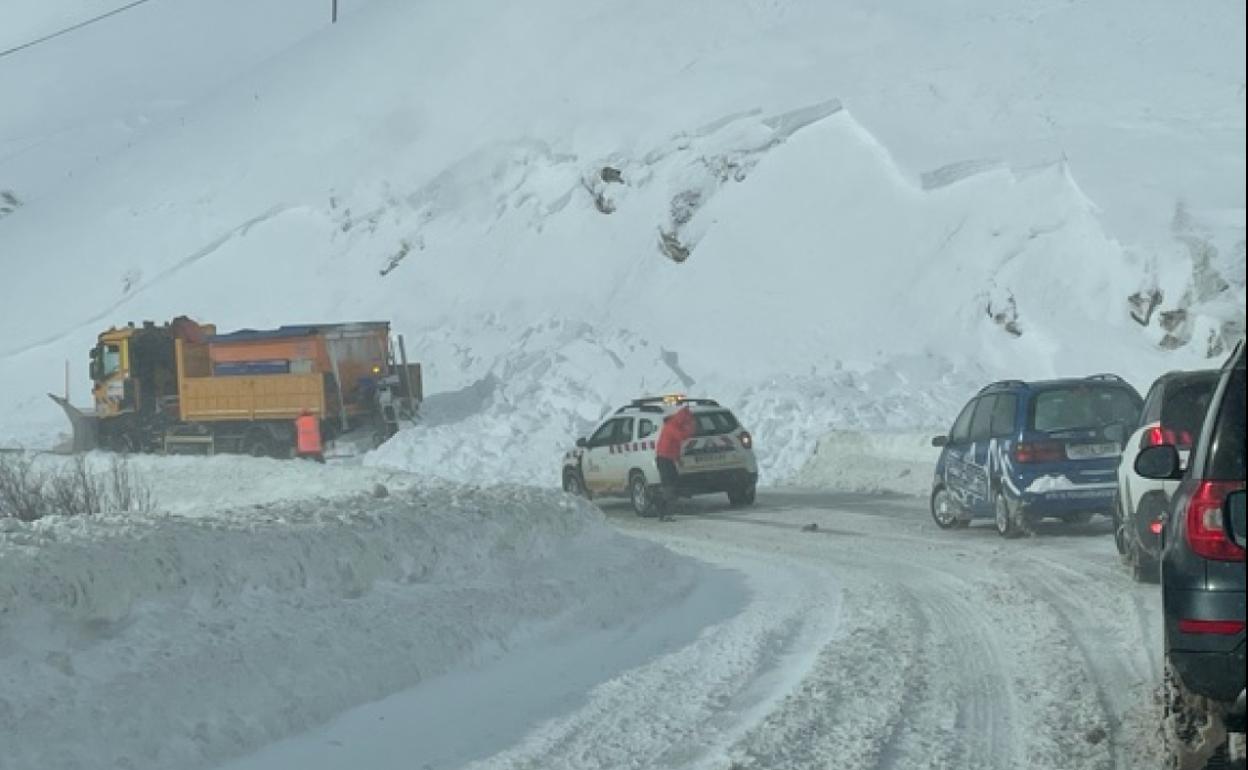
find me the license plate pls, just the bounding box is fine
[1066,442,1119,459]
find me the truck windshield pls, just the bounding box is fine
[101,344,123,378]
[1030,385,1141,433]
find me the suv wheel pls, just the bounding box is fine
[930,487,967,530]
[563,470,589,499]
[994,493,1028,539]
[1162,663,1231,770]
[728,483,756,508]
[1129,540,1159,583]
[629,472,658,518]
[1113,492,1129,557]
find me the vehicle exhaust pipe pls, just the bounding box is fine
[47,393,99,453]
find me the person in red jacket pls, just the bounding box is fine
[656,405,696,510]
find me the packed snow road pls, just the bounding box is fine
[223,488,1165,770]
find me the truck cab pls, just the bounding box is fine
[88,322,186,422]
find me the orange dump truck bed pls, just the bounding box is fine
[174,322,393,423]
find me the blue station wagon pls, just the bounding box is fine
[930,375,1143,537]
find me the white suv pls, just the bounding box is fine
[1115,368,1219,580]
[561,396,759,516]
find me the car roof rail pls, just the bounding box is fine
[1084,373,1127,383]
[978,379,1025,393]
[615,404,665,414]
[679,398,720,407]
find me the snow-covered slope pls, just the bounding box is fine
[1,0,1243,481]
[0,0,375,204]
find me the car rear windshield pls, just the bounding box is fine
[694,410,740,436]
[1160,378,1218,447]
[1209,367,1245,481]
[1029,385,1141,433]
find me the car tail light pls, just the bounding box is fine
[1149,519,1163,535]
[738,431,753,450]
[1178,619,1246,635]
[1014,441,1065,463]
[1184,481,1246,562]
[1139,424,1190,451]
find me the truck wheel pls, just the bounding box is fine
[728,483,756,508]
[995,493,1028,539]
[563,470,589,499]
[629,471,657,518]
[107,432,135,454]
[244,430,277,459]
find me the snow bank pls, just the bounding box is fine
[790,430,943,497]
[366,320,977,487]
[22,451,422,515]
[0,467,700,770]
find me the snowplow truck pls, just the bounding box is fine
[50,317,422,456]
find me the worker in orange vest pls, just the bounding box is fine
[295,408,325,463]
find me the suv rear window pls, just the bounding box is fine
[1030,385,1141,433]
[694,410,740,436]
[1209,367,1245,481]
[1160,378,1218,448]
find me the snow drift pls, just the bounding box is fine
[0,466,704,770]
[791,431,944,498]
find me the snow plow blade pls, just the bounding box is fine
[48,393,99,453]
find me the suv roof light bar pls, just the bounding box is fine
[1085,373,1127,383]
[626,395,721,409]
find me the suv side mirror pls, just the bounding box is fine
[931,435,948,448]
[1224,490,1246,549]
[576,437,588,448]
[1134,445,1183,480]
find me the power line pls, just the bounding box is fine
[0,0,159,60]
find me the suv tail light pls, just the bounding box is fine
[1014,441,1065,463]
[738,431,753,450]
[1178,619,1246,635]
[1185,481,1246,562]
[1140,424,1195,451]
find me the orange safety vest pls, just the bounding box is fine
[295,413,323,455]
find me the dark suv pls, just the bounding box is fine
[930,374,1142,537]
[1136,342,1246,768]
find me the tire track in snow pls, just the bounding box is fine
[461,538,843,770]
[904,580,1022,770]
[1011,551,1163,770]
[466,496,1162,770]
[718,584,919,770]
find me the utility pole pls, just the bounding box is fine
[332,0,338,23]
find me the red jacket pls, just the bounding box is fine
[656,407,696,460]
